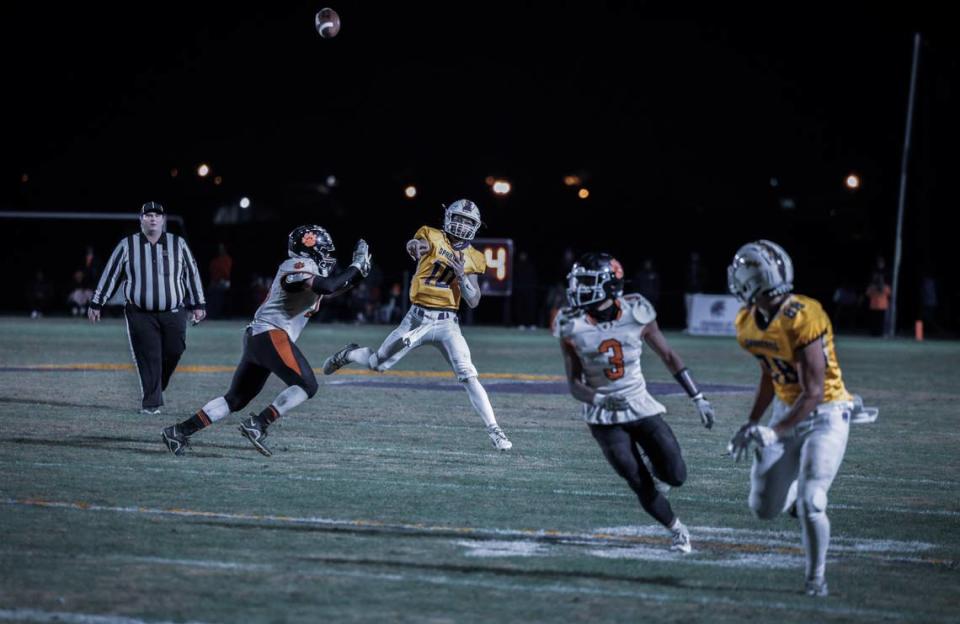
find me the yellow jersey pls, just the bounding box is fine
[735,294,851,406]
[409,226,487,310]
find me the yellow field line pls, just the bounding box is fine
[13,363,565,382]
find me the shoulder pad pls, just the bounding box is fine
[552,307,582,338]
[279,257,319,275]
[624,294,656,325]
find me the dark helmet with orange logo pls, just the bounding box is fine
[288,224,336,275]
[566,252,625,308]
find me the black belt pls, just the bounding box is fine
[411,305,456,320]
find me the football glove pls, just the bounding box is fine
[350,239,372,277]
[692,393,715,429]
[727,422,753,462]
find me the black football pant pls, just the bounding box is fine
[589,415,687,528]
[124,304,187,410]
[223,328,318,412]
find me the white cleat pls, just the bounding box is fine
[805,578,829,597]
[670,522,692,554]
[486,424,513,451]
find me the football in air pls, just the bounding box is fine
[315,8,341,39]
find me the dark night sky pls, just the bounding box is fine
[2,2,957,326]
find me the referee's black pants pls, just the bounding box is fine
[124,304,187,409]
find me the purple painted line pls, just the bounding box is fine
[327,379,752,396]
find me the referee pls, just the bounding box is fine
[88,201,206,414]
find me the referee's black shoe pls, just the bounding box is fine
[239,416,272,457]
[161,425,189,456]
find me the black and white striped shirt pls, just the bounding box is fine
[91,232,206,312]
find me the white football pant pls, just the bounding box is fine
[749,397,851,582]
[346,306,497,428]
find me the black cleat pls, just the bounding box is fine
[239,415,272,457]
[161,425,189,456]
[322,343,359,375]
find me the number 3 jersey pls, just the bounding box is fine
[735,294,851,408]
[554,294,667,425]
[409,226,486,311]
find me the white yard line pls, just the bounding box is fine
[5,459,959,518]
[0,609,209,624]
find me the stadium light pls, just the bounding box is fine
[492,180,511,196]
[326,175,337,187]
[239,197,251,209]
[563,175,581,187]
[485,176,495,186]
[578,188,590,199]
[845,173,861,190]
[213,176,223,186]
[197,163,211,178]
[404,185,417,199]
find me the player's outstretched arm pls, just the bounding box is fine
[642,321,715,428]
[308,240,372,297]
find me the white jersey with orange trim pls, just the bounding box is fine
[554,294,667,425]
[248,257,323,342]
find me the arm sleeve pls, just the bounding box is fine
[311,266,362,296]
[90,239,127,309]
[180,238,206,309]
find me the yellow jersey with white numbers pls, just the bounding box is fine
[409,226,487,310]
[735,294,851,406]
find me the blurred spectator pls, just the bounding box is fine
[27,270,53,318]
[920,275,940,335]
[248,274,271,315]
[865,271,891,336]
[633,258,661,307]
[513,251,539,328]
[207,243,233,318]
[685,251,705,294]
[67,269,93,316]
[81,245,102,289]
[544,282,567,332]
[378,282,405,324]
[557,247,576,283]
[831,284,859,331]
[363,263,384,322]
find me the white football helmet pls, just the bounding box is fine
[727,240,794,304]
[443,199,482,241]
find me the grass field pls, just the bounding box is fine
[1,317,958,623]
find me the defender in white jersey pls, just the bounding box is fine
[556,253,716,553]
[161,225,372,457]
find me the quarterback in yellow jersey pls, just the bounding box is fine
[322,199,512,451]
[726,240,876,598]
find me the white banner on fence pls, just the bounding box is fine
[685,293,742,336]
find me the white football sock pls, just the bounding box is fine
[464,376,497,428]
[346,346,374,367]
[201,396,231,422]
[272,385,310,417]
[799,488,831,581]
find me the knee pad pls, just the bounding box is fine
[800,485,828,516]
